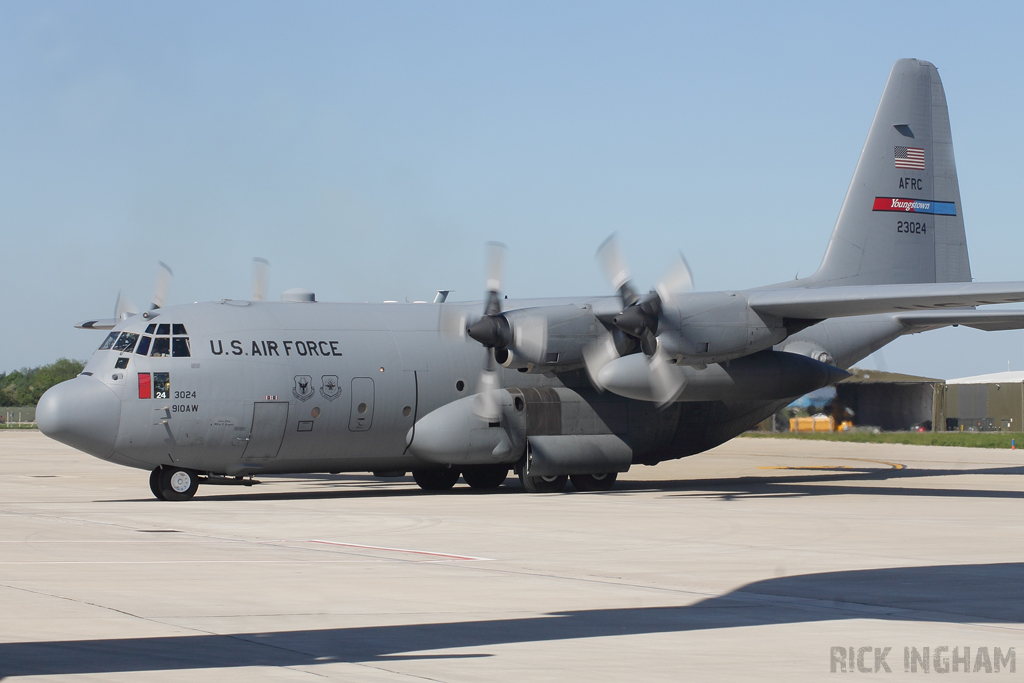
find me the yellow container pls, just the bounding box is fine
[789,415,836,432]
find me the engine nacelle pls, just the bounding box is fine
[597,350,849,403]
[406,390,527,466]
[502,304,597,369]
[658,292,788,365]
[407,385,634,470]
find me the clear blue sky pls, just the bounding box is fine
[2,1,1023,379]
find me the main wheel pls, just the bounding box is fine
[157,466,199,501]
[412,468,460,491]
[462,464,509,490]
[570,472,618,492]
[149,468,167,501]
[517,465,568,493]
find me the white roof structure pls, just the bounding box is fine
[945,371,1024,385]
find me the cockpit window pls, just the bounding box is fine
[145,323,157,334]
[136,336,152,356]
[150,337,171,357]
[172,324,187,335]
[99,332,118,350]
[156,323,171,335]
[171,337,191,357]
[112,332,139,353]
[153,372,170,399]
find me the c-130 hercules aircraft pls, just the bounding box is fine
[36,59,1024,500]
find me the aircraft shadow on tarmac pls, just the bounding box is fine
[2,563,1022,677]
[101,463,1024,503]
[624,464,1024,501]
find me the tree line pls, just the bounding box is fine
[0,359,85,406]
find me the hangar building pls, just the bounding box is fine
[835,369,941,432]
[934,371,1024,432]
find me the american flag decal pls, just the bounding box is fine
[895,146,925,170]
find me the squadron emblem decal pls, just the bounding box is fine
[320,375,342,401]
[293,375,314,402]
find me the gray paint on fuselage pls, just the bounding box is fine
[81,298,900,475]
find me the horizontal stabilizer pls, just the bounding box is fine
[896,309,1024,332]
[748,282,1024,320]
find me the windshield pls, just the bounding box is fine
[98,332,118,350]
[112,332,139,353]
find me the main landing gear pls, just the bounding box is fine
[461,464,509,490]
[411,465,616,493]
[516,465,619,493]
[569,472,618,492]
[412,468,461,491]
[412,464,510,491]
[149,466,199,501]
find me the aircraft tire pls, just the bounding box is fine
[570,472,618,492]
[157,466,199,501]
[412,468,460,491]
[461,464,508,490]
[517,467,568,494]
[149,468,167,501]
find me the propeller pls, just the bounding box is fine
[112,261,175,321]
[252,257,269,301]
[468,242,507,423]
[113,290,139,321]
[586,234,694,407]
[151,262,173,309]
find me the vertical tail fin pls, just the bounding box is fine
[810,59,970,287]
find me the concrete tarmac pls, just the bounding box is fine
[1,430,1023,681]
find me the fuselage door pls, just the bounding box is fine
[242,402,289,461]
[349,377,375,432]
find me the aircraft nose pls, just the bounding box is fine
[37,377,121,459]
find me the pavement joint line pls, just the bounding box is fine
[0,559,467,565]
[0,580,464,673]
[307,539,494,561]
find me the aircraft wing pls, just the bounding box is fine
[895,309,1024,332]
[746,282,1024,320]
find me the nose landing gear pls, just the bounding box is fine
[149,466,199,501]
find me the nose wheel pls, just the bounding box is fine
[149,468,167,500]
[150,466,200,501]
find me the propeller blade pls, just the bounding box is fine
[484,242,506,316]
[114,290,139,321]
[252,257,269,302]
[655,251,694,304]
[151,262,173,310]
[596,234,639,306]
[648,343,686,408]
[438,305,475,342]
[512,314,547,363]
[594,345,686,405]
[472,350,502,422]
[583,328,619,392]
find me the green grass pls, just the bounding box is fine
[0,423,37,430]
[743,431,1021,449]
